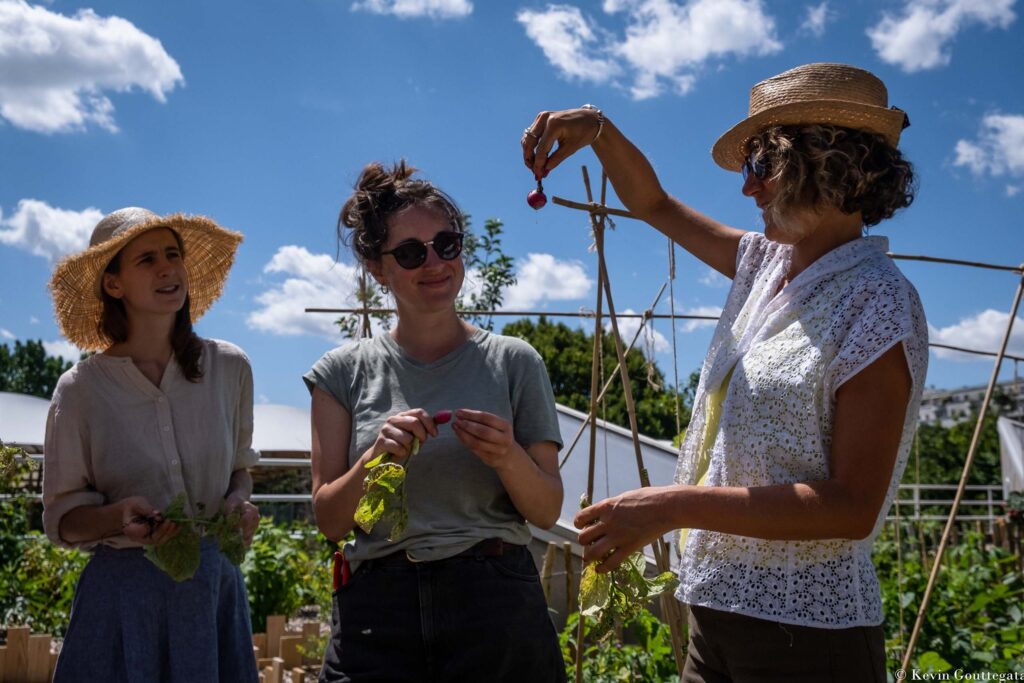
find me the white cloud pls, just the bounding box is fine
[954,114,1024,182]
[0,328,14,340]
[515,6,621,84]
[0,0,183,133]
[519,0,781,100]
[249,248,593,340]
[43,338,83,364]
[247,246,365,341]
[800,1,831,37]
[1008,185,1021,197]
[0,199,102,261]
[605,308,670,353]
[352,0,472,19]
[502,253,592,310]
[29,316,39,324]
[867,0,1015,72]
[678,305,722,332]
[929,310,1024,361]
[698,267,728,287]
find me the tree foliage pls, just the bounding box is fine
[457,217,517,331]
[0,340,73,399]
[502,316,695,442]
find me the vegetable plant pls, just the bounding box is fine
[143,492,248,582]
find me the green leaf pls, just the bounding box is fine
[364,452,389,469]
[580,563,612,617]
[917,651,953,673]
[353,462,408,540]
[145,523,201,581]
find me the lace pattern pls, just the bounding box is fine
[674,232,928,627]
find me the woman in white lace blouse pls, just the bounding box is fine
[522,63,926,681]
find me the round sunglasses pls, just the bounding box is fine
[742,149,770,181]
[381,230,464,270]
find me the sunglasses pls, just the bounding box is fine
[742,150,770,181]
[381,230,464,270]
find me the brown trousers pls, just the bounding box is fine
[681,605,887,683]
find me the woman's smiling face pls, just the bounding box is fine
[371,204,465,313]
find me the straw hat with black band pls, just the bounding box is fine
[49,207,243,352]
[712,62,910,172]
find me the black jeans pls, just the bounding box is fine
[320,543,566,683]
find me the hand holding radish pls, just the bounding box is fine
[452,409,519,470]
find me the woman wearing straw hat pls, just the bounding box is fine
[522,63,927,680]
[43,207,260,681]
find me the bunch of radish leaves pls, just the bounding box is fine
[353,410,452,543]
[144,492,247,582]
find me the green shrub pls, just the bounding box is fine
[560,609,679,682]
[2,533,86,637]
[241,518,336,632]
[876,526,1024,673]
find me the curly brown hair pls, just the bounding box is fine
[338,160,464,263]
[748,125,915,227]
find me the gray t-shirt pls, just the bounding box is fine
[303,329,562,566]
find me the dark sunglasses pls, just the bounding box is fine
[381,231,464,270]
[742,150,770,181]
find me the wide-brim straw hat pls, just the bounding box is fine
[712,63,909,172]
[49,207,243,351]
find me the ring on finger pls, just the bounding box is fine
[523,128,539,139]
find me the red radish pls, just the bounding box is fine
[433,410,453,425]
[527,179,547,210]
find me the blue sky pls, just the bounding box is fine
[1,0,1023,410]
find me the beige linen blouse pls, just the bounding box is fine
[42,338,259,549]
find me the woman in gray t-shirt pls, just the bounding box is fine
[306,161,566,682]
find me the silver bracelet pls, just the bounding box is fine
[581,103,604,144]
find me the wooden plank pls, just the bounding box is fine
[540,542,557,602]
[27,635,51,683]
[252,632,267,656]
[292,667,308,683]
[266,616,286,659]
[6,627,30,682]
[257,657,274,669]
[50,650,59,679]
[301,622,320,665]
[269,657,284,683]
[0,644,7,681]
[278,635,302,670]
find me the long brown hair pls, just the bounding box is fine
[98,230,204,382]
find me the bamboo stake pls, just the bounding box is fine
[901,273,1024,670]
[559,284,668,469]
[307,307,712,321]
[564,541,576,614]
[888,252,1023,274]
[584,167,686,673]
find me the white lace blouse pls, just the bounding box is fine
[674,232,928,628]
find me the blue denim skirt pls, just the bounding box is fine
[54,539,257,683]
[320,543,566,683]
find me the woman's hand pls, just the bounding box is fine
[521,108,604,180]
[119,496,179,546]
[574,486,679,572]
[367,409,438,465]
[451,409,520,470]
[224,494,260,546]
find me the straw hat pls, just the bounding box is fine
[49,207,243,351]
[712,63,909,172]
